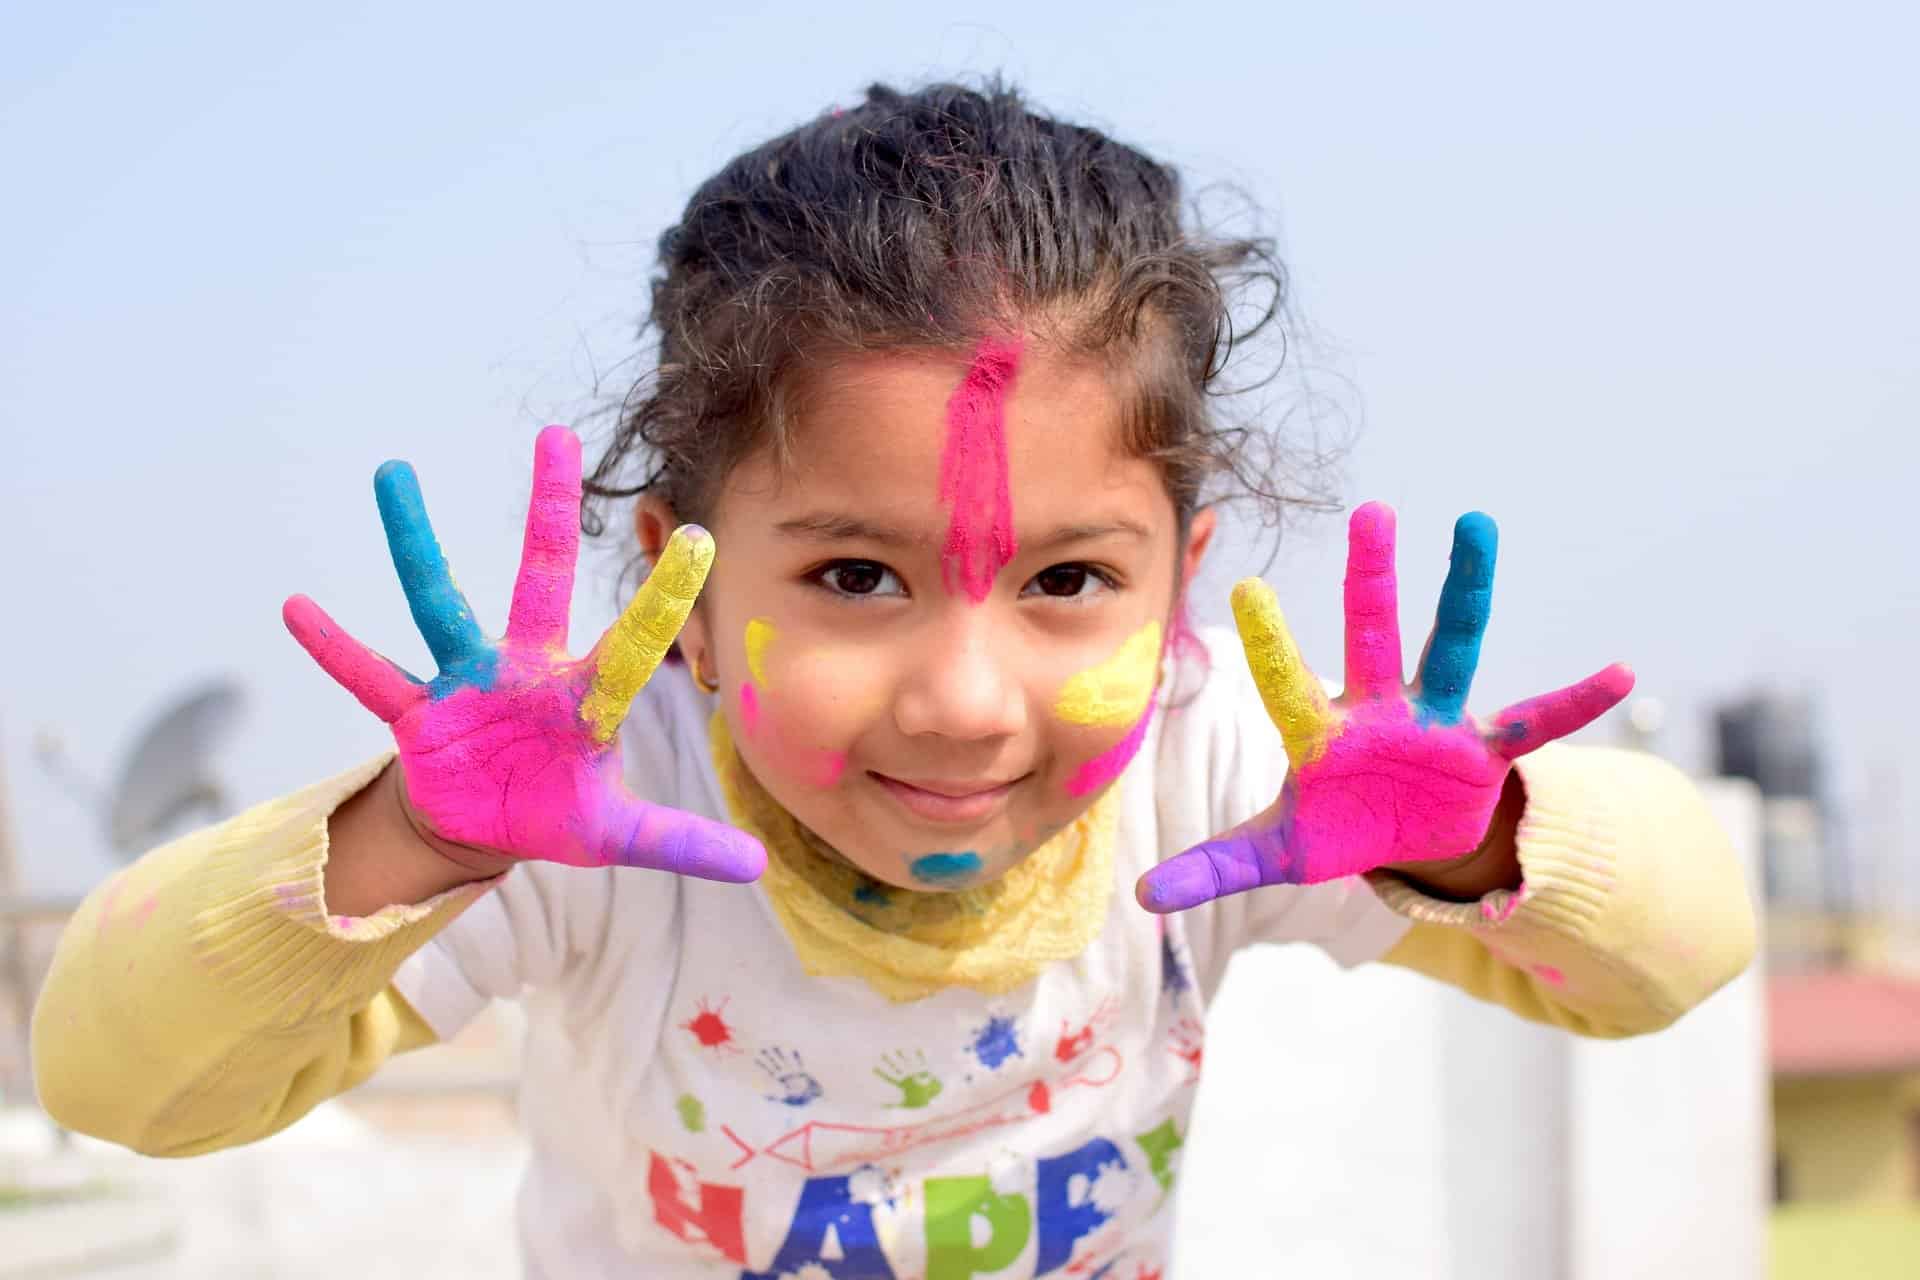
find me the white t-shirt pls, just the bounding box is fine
[393,626,1410,1279]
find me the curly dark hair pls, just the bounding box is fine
[583,77,1333,580]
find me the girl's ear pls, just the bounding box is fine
[633,495,714,672]
[1179,507,1218,587]
[634,497,676,561]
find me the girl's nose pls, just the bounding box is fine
[891,621,1028,742]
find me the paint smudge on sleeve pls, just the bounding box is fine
[939,338,1022,602]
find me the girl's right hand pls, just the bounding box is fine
[283,426,765,884]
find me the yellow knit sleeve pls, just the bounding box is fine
[1367,744,1756,1039]
[29,754,495,1157]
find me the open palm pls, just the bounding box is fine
[282,426,763,882]
[1138,502,1630,911]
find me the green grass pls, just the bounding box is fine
[1772,1204,1920,1280]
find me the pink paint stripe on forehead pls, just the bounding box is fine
[938,338,1022,602]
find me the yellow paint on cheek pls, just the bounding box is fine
[1053,620,1163,727]
[745,617,776,687]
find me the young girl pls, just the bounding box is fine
[33,81,1754,1278]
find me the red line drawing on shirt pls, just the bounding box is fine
[1166,1018,1203,1085]
[680,995,742,1053]
[1054,997,1118,1063]
[719,1045,1124,1174]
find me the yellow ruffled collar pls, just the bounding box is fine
[709,711,1118,1002]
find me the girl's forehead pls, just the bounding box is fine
[786,346,1128,468]
[729,345,1167,529]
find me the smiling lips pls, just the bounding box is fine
[869,771,1022,824]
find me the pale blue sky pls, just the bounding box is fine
[4,1,1914,902]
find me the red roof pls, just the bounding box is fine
[1769,972,1920,1075]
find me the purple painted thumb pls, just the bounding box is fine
[605,796,767,883]
[1136,826,1290,913]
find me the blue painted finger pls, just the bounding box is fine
[374,460,489,672]
[1415,511,1498,725]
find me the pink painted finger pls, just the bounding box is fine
[1489,662,1635,759]
[505,425,582,649]
[602,791,766,883]
[1343,501,1404,697]
[1135,823,1296,913]
[283,594,423,723]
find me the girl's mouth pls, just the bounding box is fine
[868,771,1022,824]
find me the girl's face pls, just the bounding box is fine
[640,343,1214,892]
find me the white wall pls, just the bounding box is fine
[1176,776,1766,1278]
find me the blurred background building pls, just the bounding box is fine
[1711,689,1920,1275]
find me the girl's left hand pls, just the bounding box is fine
[1137,501,1633,913]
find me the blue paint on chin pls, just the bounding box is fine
[908,851,982,886]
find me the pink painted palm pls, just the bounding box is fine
[282,426,764,882]
[1137,502,1631,912]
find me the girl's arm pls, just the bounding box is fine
[32,756,481,1156]
[1152,504,1754,1032]
[1369,742,1756,1038]
[33,426,763,1154]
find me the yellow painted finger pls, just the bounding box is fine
[581,525,713,743]
[1231,577,1334,768]
[1054,620,1162,726]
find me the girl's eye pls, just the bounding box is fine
[812,560,905,598]
[1023,563,1118,600]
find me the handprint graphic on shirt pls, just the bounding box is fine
[874,1049,944,1109]
[755,1047,823,1108]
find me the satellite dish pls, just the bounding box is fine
[105,681,246,858]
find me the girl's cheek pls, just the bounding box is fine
[734,617,862,789]
[1050,620,1163,799]
[1052,620,1161,728]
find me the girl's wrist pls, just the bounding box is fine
[323,763,511,918]
[1381,770,1525,902]
[386,765,518,880]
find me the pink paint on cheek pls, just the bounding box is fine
[1531,963,1566,987]
[1066,701,1156,797]
[938,338,1022,602]
[739,682,761,737]
[811,750,848,789]
[132,893,158,929]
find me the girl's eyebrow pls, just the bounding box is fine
[1029,519,1153,551]
[773,513,1150,550]
[774,514,925,547]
